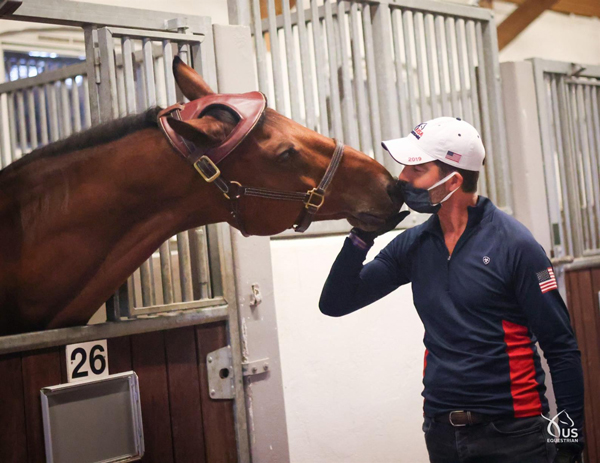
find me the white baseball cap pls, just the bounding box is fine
[381,117,485,172]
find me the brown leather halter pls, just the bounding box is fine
[157,91,345,236]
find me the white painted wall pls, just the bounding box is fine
[271,232,427,463]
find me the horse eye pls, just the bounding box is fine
[278,147,298,161]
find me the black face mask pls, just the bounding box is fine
[399,172,459,214]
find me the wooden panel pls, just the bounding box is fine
[22,348,62,463]
[107,335,133,374]
[196,322,238,463]
[497,0,560,50]
[165,327,207,463]
[131,331,174,463]
[566,270,598,463]
[0,353,28,463]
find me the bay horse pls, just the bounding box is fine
[0,57,402,335]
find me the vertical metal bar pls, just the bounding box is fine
[402,9,417,127]
[337,1,359,148]
[549,74,574,256]
[557,77,583,256]
[282,0,301,122]
[475,22,496,203]
[391,7,409,135]
[445,17,459,118]
[47,83,60,142]
[115,65,127,118]
[251,0,270,97]
[311,0,329,136]
[82,76,92,129]
[589,84,600,247]
[454,18,470,123]
[267,0,286,111]
[27,88,38,149]
[569,84,590,250]
[424,13,438,118]
[121,36,137,114]
[97,27,119,122]
[434,15,449,118]
[371,3,400,170]
[7,93,18,162]
[39,85,49,146]
[465,21,482,131]
[362,4,382,160]
[412,12,428,121]
[577,84,596,250]
[0,93,8,168]
[350,2,372,152]
[60,81,73,138]
[324,0,344,141]
[16,91,27,156]
[83,26,101,127]
[480,17,511,210]
[142,38,157,107]
[71,78,82,134]
[296,0,316,131]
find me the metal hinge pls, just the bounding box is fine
[207,346,234,400]
[242,358,270,377]
[550,255,575,266]
[91,32,102,85]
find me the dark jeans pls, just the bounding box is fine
[422,413,557,463]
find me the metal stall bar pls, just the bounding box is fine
[296,0,316,131]
[7,93,17,160]
[588,84,600,248]
[311,0,330,137]
[250,0,269,96]
[362,3,382,160]
[324,0,344,141]
[412,12,428,122]
[424,13,438,118]
[445,16,460,118]
[16,90,27,156]
[402,9,418,127]
[59,80,73,138]
[434,14,450,119]
[281,0,301,123]
[46,83,60,142]
[39,85,49,146]
[337,1,359,148]
[391,7,409,135]
[71,78,82,134]
[26,88,38,149]
[455,18,471,123]
[267,0,286,111]
[350,2,373,152]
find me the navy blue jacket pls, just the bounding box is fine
[320,195,584,438]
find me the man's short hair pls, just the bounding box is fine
[434,160,479,193]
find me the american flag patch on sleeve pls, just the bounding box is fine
[536,267,557,293]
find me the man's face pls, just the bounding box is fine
[398,163,453,205]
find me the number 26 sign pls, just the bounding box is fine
[66,340,109,383]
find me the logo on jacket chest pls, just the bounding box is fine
[483,256,491,265]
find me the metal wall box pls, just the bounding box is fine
[40,371,144,463]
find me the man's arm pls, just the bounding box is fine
[319,231,411,317]
[512,238,585,456]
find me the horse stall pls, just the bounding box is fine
[0,3,290,462]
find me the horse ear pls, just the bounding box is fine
[172,56,214,100]
[166,116,228,149]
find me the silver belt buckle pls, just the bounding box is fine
[449,410,471,427]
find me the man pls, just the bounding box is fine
[319,117,584,463]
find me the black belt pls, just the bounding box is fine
[431,411,514,427]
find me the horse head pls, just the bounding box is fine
[165,57,403,236]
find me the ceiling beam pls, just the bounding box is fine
[499,0,600,19]
[497,0,560,50]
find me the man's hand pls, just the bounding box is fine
[350,210,410,246]
[554,444,584,463]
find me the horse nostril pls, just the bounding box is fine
[387,180,405,205]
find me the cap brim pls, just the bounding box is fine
[381,136,436,165]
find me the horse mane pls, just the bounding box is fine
[1,107,163,174]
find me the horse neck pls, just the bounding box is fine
[17,128,230,248]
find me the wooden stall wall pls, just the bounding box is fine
[566,267,600,463]
[0,322,238,463]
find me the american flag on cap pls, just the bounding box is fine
[536,267,557,293]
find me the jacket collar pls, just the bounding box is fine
[422,195,493,237]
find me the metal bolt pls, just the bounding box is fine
[208,357,212,363]
[210,389,216,396]
[263,364,269,371]
[252,367,258,374]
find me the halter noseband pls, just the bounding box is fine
[157,91,345,236]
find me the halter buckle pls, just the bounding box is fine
[194,156,221,183]
[305,188,325,210]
